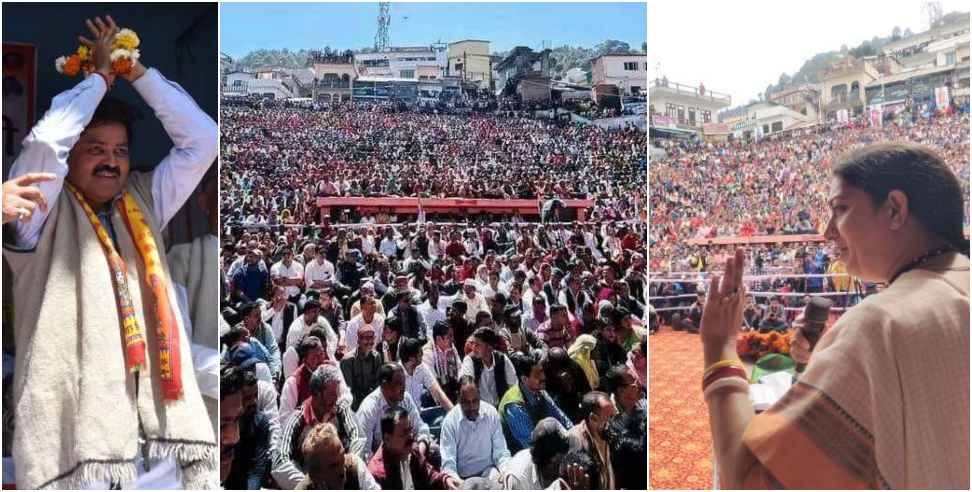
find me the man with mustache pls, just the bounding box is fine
[3,16,217,489]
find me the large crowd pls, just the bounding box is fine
[218,204,648,488]
[220,101,646,226]
[649,112,970,273]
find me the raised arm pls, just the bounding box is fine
[7,73,107,248]
[128,63,218,230]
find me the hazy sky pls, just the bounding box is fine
[221,2,647,59]
[649,0,969,105]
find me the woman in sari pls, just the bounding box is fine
[700,142,969,489]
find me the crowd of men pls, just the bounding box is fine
[649,112,970,273]
[220,100,645,226]
[218,217,648,489]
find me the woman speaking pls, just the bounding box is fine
[700,142,969,489]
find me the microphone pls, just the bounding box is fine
[795,296,832,373]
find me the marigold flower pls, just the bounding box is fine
[62,55,82,77]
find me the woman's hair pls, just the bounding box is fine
[832,143,968,255]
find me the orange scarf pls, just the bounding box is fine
[66,183,182,400]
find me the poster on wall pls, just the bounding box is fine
[2,43,37,179]
[868,104,883,127]
[935,86,950,111]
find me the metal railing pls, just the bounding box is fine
[649,79,731,104]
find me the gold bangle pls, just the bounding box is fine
[703,358,745,378]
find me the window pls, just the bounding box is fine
[400,69,415,79]
[455,63,463,72]
[666,103,677,117]
[232,79,243,88]
[623,62,638,71]
[771,121,783,133]
[688,107,696,126]
[831,84,848,104]
[702,110,711,123]
[677,105,685,124]
[945,51,956,65]
[630,86,641,95]
[762,124,770,134]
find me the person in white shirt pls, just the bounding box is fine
[344,294,385,356]
[270,249,304,301]
[378,228,398,258]
[262,286,299,350]
[399,337,453,410]
[282,300,337,378]
[416,283,454,339]
[440,376,511,482]
[360,228,376,256]
[460,279,491,325]
[4,17,217,489]
[502,418,573,490]
[304,252,335,291]
[355,363,431,460]
[459,328,517,407]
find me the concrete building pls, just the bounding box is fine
[591,53,647,97]
[309,54,355,103]
[353,45,447,80]
[447,40,492,91]
[768,84,821,121]
[517,74,552,103]
[648,78,731,130]
[728,101,814,140]
[817,56,882,120]
[494,46,547,96]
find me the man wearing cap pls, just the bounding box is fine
[345,294,385,356]
[459,279,490,325]
[341,318,383,410]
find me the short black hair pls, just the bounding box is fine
[530,418,570,469]
[549,303,568,316]
[471,327,498,347]
[380,406,409,438]
[220,362,243,400]
[560,448,601,490]
[603,365,629,395]
[432,320,452,339]
[307,327,331,349]
[511,351,542,379]
[87,97,138,145]
[578,391,610,421]
[379,362,403,385]
[221,325,249,348]
[398,337,424,363]
[296,337,323,362]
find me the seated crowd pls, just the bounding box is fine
[649,112,970,272]
[218,220,648,489]
[219,101,646,225]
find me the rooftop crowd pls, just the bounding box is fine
[649,112,970,273]
[219,100,646,227]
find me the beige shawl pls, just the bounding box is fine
[744,252,970,489]
[3,172,216,489]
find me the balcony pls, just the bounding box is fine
[649,78,731,106]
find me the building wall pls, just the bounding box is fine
[819,69,877,109]
[448,41,492,88]
[649,83,730,128]
[592,55,647,95]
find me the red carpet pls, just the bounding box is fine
[649,326,713,489]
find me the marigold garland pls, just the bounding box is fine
[736,331,792,360]
[55,27,140,78]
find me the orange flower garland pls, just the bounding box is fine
[736,331,792,360]
[55,27,140,78]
